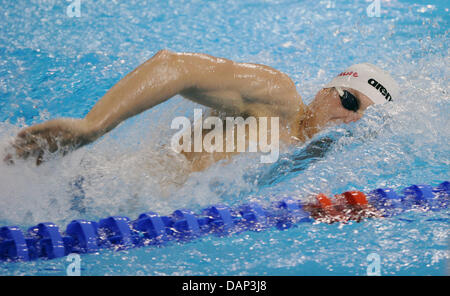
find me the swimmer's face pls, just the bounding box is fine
[312,87,374,124]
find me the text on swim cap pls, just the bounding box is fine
[368,78,393,102]
[338,71,359,77]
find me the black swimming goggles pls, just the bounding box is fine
[335,87,360,112]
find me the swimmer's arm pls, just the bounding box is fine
[10,49,189,162]
[84,50,301,140]
[83,49,188,140]
[10,50,301,163]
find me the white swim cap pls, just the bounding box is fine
[325,63,400,104]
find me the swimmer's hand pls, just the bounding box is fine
[5,118,94,165]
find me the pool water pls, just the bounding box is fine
[0,0,449,275]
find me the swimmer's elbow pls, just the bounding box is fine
[155,49,175,57]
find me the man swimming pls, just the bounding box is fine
[6,50,399,170]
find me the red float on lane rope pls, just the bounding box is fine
[341,191,368,206]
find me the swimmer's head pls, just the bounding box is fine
[324,63,400,106]
[307,63,400,126]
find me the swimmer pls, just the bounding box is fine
[5,50,399,170]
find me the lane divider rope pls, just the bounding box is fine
[0,181,448,262]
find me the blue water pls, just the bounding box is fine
[0,0,449,275]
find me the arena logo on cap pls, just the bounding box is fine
[368,78,393,101]
[338,71,359,78]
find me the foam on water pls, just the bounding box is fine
[0,0,448,274]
